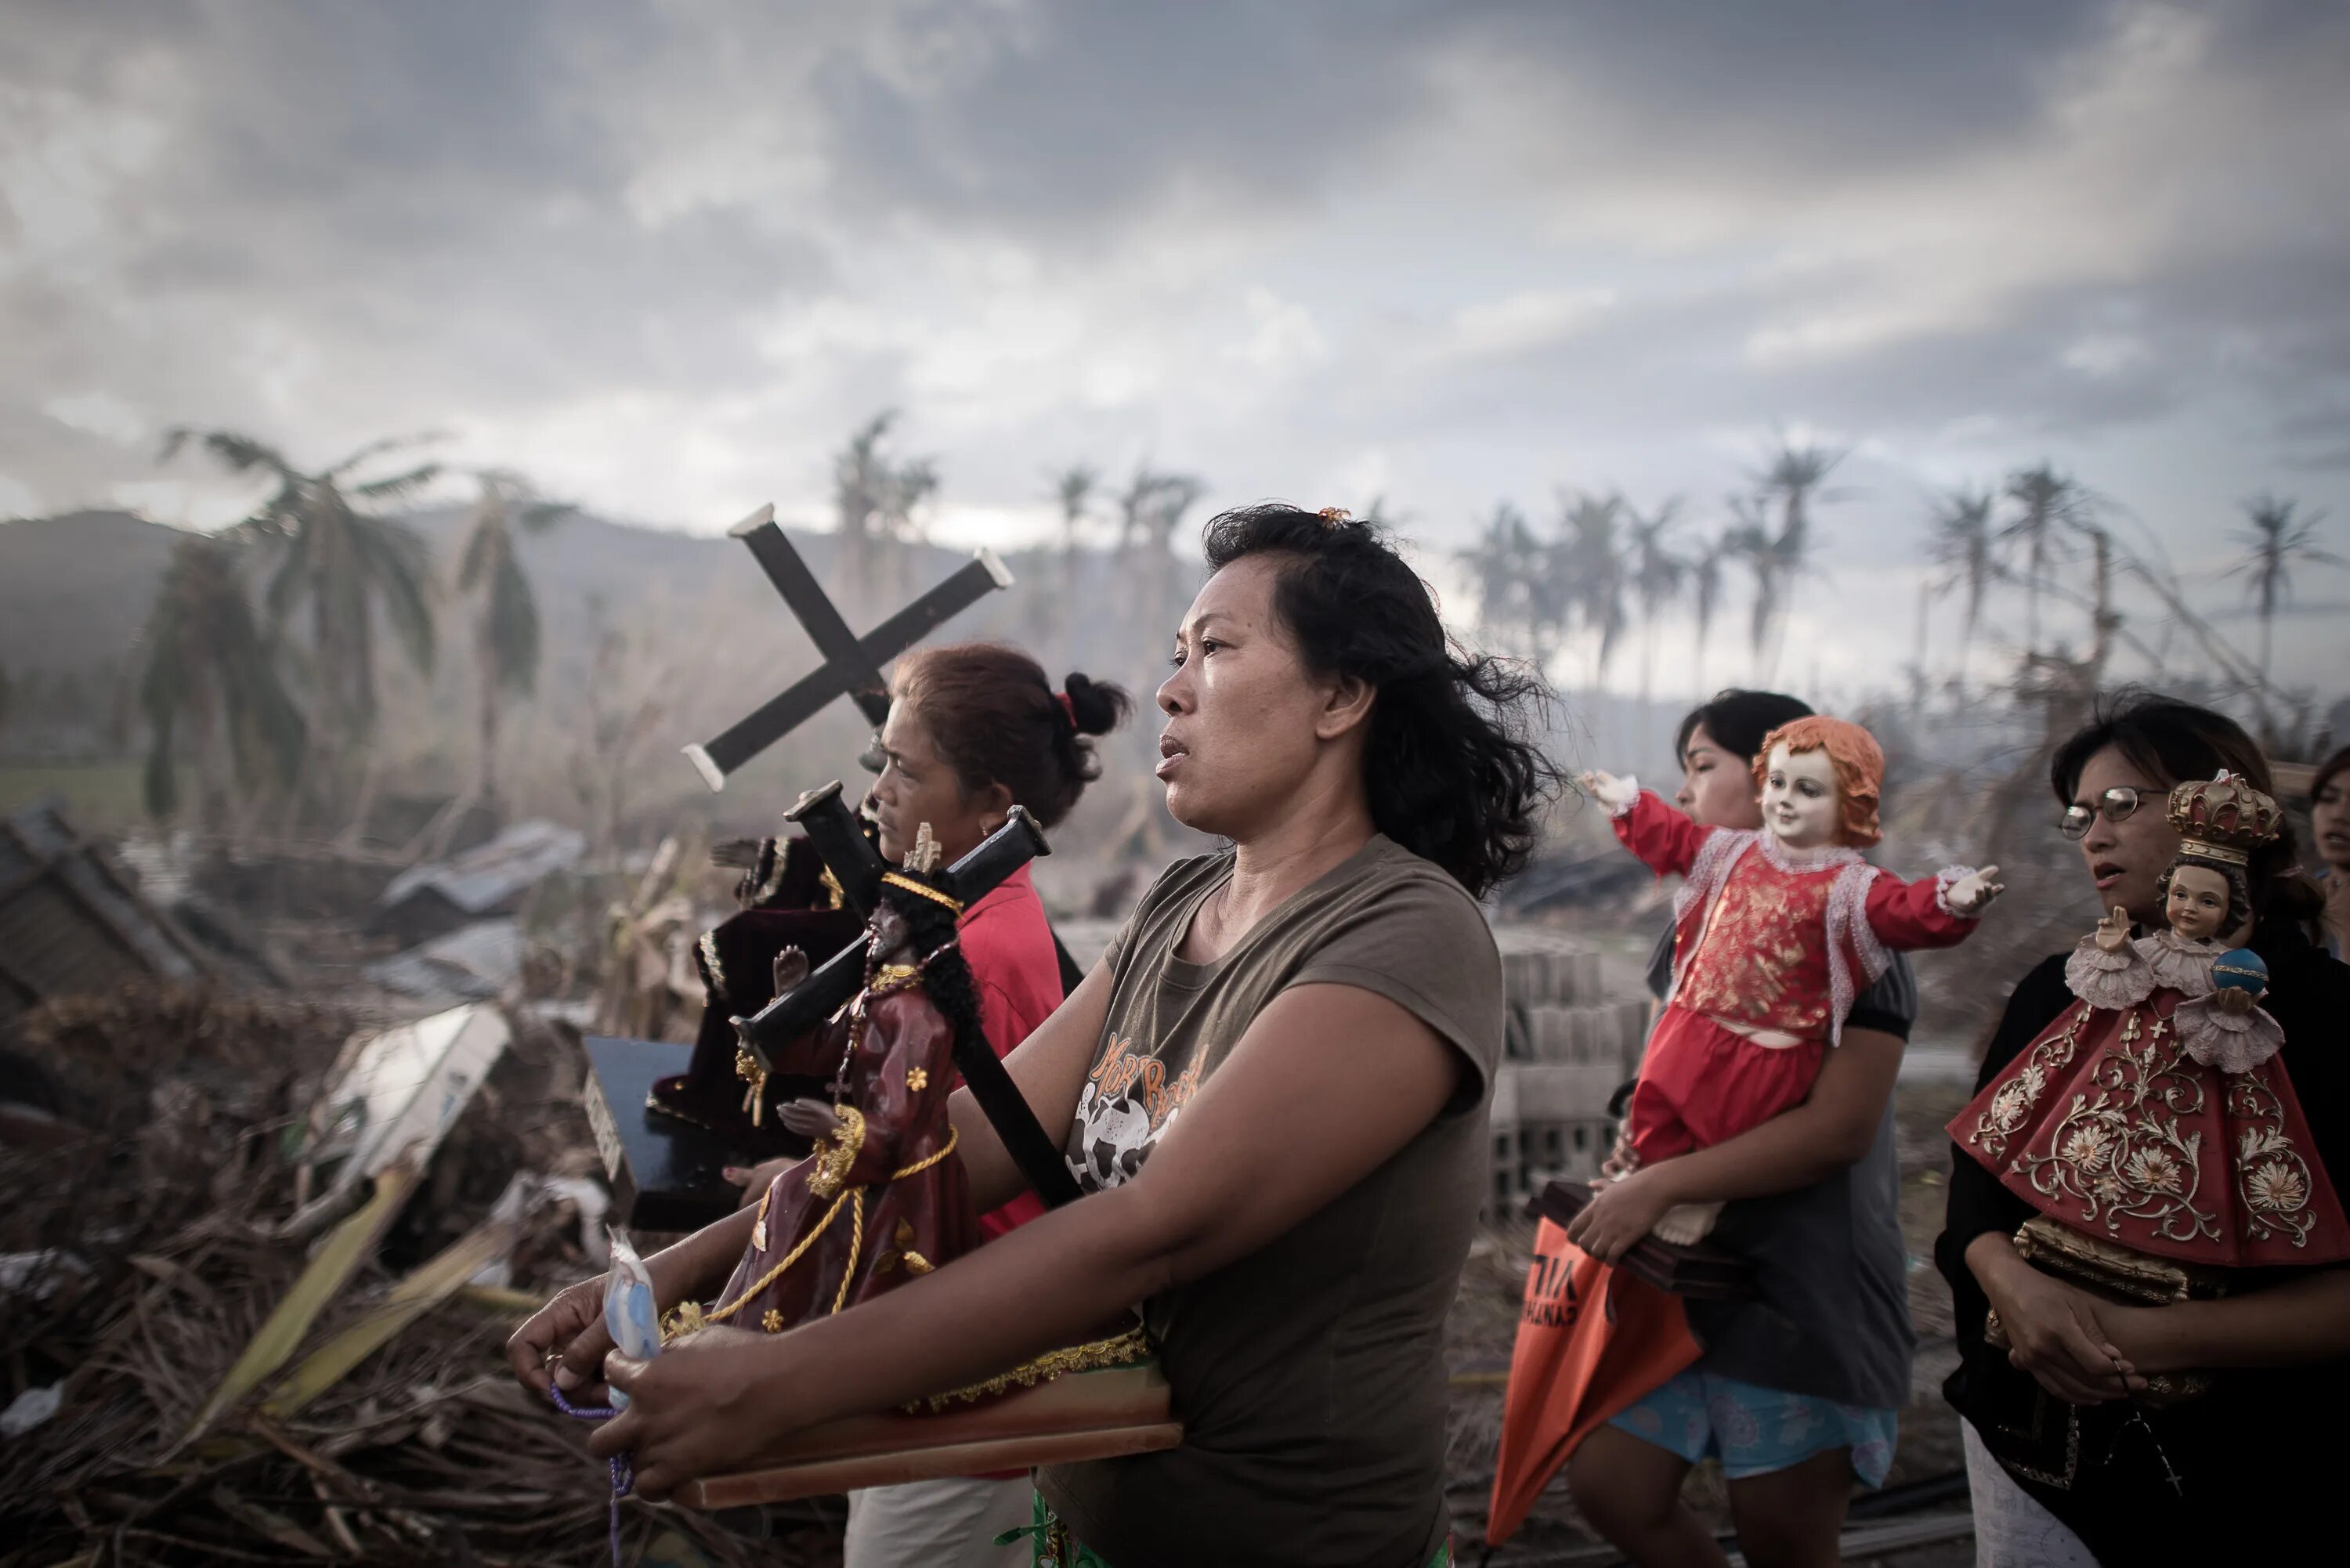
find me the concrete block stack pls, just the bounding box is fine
[1486,927,1651,1223]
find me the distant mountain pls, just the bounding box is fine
[0,511,185,683]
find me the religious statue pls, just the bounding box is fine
[649,812,870,1142]
[1585,714,2003,1241]
[670,826,982,1339]
[1951,772,2350,1397]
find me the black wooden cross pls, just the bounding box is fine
[738,792,1083,1208]
[683,504,1014,793]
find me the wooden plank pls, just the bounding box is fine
[680,1422,1184,1508]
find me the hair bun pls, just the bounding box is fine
[1061,671,1133,738]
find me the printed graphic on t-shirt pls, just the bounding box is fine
[1064,1032,1202,1192]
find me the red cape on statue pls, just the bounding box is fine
[1950,991,2350,1268]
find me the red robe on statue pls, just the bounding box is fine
[1950,934,2350,1269]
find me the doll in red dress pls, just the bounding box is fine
[1585,715,2004,1241]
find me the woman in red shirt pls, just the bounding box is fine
[732,641,1129,1566]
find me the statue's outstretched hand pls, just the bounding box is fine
[777,1097,846,1142]
[1947,865,2006,917]
[2094,905,2131,953]
[1581,770,1639,812]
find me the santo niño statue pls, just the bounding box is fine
[1954,771,2350,1296]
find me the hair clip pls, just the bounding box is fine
[1317,507,1351,526]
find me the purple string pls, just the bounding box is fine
[550,1382,634,1566]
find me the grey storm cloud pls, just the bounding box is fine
[2,0,2347,673]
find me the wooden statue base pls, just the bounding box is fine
[1534,1179,1758,1300]
[678,1360,1179,1508]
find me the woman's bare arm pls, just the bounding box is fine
[1567,1025,1902,1260]
[948,958,1116,1213]
[1651,1023,1905,1198]
[591,981,1464,1497]
[2110,1266,2350,1371]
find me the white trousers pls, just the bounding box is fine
[841,1476,1034,1568]
[1961,1421,2101,1568]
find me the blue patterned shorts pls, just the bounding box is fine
[1606,1368,1896,1487]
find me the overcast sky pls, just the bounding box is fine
[5,0,2347,701]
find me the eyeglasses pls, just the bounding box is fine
[2059,786,2145,840]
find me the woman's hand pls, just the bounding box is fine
[588,1327,783,1501]
[507,1277,615,1404]
[1566,1167,1677,1263]
[1969,1237,2143,1405]
[2094,905,2131,954]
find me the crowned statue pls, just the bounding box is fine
[1951,773,2350,1375]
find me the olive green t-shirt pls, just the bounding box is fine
[1037,835,1505,1568]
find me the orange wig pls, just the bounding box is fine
[1752,716,1885,848]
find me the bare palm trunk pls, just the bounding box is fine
[475,616,502,809]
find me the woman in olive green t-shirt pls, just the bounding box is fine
[513,504,1565,1568]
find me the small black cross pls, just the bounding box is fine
[683,504,1014,792]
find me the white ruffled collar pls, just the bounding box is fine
[1753,829,1864,875]
[2135,927,2221,995]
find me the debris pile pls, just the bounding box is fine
[0,983,835,1566]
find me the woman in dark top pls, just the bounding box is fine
[1936,693,2350,1563]
[1565,689,1922,1568]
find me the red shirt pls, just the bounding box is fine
[955,862,1062,1237]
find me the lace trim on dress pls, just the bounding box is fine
[1932,865,1982,920]
[2139,930,2219,998]
[1823,861,1888,1048]
[2064,936,2155,1010]
[1669,826,1755,930]
[1754,833,1865,876]
[2172,993,2288,1072]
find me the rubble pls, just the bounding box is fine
[0,800,210,1026]
[375,821,586,946]
[0,980,840,1566]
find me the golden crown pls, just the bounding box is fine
[2166,771,2282,865]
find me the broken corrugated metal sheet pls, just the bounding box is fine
[0,797,208,1023]
[363,918,528,1006]
[374,819,584,944]
[301,1004,513,1208]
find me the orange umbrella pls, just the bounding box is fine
[1486,1219,1702,1545]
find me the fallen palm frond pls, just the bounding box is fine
[0,983,841,1566]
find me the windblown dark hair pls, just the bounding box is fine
[2050,688,2323,929]
[895,642,1131,829]
[877,863,989,1062]
[1674,689,1815,766]
[1198,504,1567,897]
[2311,745,2350,828]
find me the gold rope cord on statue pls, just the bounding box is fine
[830,1189,866,1315]
[697,1129,962,1328]
[905,1323,1157,1413]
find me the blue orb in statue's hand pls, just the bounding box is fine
[2211,948,2269,995]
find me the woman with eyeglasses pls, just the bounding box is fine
[2311,745,2350,959]
[1934,692,2350,1566]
